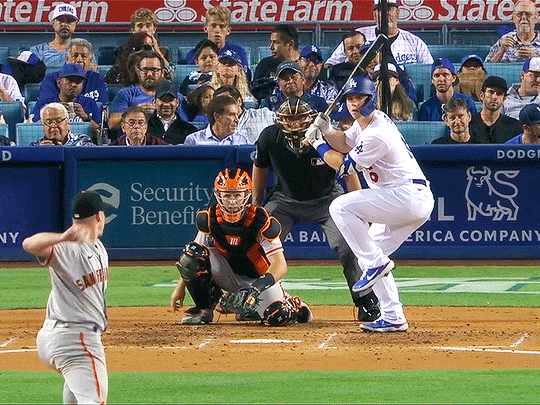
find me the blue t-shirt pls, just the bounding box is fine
[32,93,102,124]
[29,43,67,72]
[505,134,523,144]
[418,92,477,121]
[109,85,189,122]
[39,70,108,104]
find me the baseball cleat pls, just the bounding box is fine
[352,260,394,292]
[181,306,213,324]
[360,318,408,333]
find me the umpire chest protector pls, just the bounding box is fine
[197,204,280,278]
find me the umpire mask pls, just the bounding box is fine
[276,97,317,150]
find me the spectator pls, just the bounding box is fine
[0,71,25,106]
[252,24,300,100]
[374,62,416,121]
[30,3,78,71]
[503,57,540,119]
[186,83,215,123]
[505,103,540,144]
[298,45,338,105]
[184,6,249,69]
[418,58,477,121]
[209,49,255,103]
[486,0,540,63]
[180,40,219,96]
[326,0,433,68]
[432,98,473,144]
[455,54,487,102]
[470,76,522,143]
[108,50,187,130]
[105,33,154,86]
[38,38,108,104]
[31,102,93,146]
[260,61,328,112]
[32,64,101,139]
[328,32,374,90]
[147,81,197,144]
[112,106,167,146]
[184,95,247,145]
[129,8,172,64]
[214,85,275,144]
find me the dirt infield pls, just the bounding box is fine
[1,306,539,372]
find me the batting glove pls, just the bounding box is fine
[312,113,332,135]
[304,125,326,149]
[337,153,359,181]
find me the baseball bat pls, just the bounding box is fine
[324,33,388,117]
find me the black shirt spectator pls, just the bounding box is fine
[469,113,522,143]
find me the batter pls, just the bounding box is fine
[306,75,434,333]
[22,191,109,404]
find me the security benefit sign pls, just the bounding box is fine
[406,158,540,259]
[76,160,223,248]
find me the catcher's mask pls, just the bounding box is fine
[214,168,252,223]
[275,97,317,150]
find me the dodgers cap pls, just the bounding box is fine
[276,60,303,78]
[519,103,540,126]
[300,45,323,63]
[431,57,455,76]
[57,63,86,80]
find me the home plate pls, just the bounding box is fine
[230,339,302,344]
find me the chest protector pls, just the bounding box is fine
[197,205,278,278]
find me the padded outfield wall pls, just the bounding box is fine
[1,145,539,261]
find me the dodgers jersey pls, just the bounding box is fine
[326,26,433,67]
[40,240,109,331]
[344,110,426,187]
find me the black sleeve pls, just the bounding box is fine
[253,126,273,168]
[261,216,282,241]
[196,210,210,233]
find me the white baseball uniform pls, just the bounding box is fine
[194,231,286,318]
[36,240,109,405]
[329,111,434,324]
[325,26,434,67]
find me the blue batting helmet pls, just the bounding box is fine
[342,75,377,116]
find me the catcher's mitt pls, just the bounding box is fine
[221,286,260,314]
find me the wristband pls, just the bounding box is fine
[316,142,331,158]
[251,273,276,292]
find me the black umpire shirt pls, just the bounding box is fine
[469,113,523,144]
[255,124,337,201]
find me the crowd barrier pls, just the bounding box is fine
[1,144,539,262]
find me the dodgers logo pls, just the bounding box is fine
[465,166,519,221]
[87,183,120,224]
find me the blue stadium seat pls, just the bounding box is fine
[97,46,117,65]
[24,83,41,103]
[189,121,208,131]
[174,64,196,85]
[428,45,492,64]
[107,84,122,102]
[405,64,432,103]
[258,46,271,62]
[483,63,523,87]
[396,121,448,145]
[0,123,8,139]
[178,46,194,64]
[0,101,25,142]
[98,65,112,77]
[0,47,9,65]
[16,122,93,145]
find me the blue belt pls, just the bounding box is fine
[412,179,427,186]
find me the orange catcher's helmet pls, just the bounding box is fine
[214,168,252,222]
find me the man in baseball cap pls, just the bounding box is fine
[506,103,540,144]
[456,54,487,102]
[30,3,78,71]
[72,190,109,220]
[469,76,522,143]
[147,80,197,144]
[418,57,477,121]
[502,57,540,119]
[298,45,338,105]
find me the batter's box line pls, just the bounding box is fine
[432,346,540,355]
[317,333,338,349]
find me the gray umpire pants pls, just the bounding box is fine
[264,186,366,303]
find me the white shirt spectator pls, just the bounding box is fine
[326,26,433,68]
[184,125,248,145]
[0,72,26,107]
[236,107,275,144]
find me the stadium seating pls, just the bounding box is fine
[97,46,117,65]
[24,83,41,103]
[0,47,9,65]
[190,121,208,131]
[405,63,432,103]
[98,65,112,77]
[107,84,122,103]
[428,45,492,64]
[396,121,448,145]
[178,46,194,64]
[0,101,25,141]
[174,64,196,86]
[16,122,93,145]
[483,63,522,87]
[0,123,8,139]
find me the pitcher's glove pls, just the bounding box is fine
[222,287,261,313]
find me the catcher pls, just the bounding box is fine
[170,168,312,326]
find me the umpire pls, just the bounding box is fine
[252,97,380,321]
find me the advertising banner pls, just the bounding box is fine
[0,1,518,27]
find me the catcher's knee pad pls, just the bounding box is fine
[175,242,210,282]
[263,300,297,326]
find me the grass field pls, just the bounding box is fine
[1,264,539,404]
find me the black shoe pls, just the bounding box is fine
[355,291,380,322]
[182,306,213,324]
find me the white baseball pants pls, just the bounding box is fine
[329,182,434,323]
